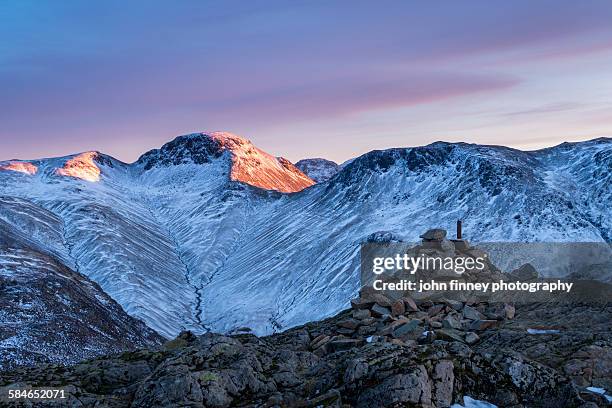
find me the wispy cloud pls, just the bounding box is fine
[503,102,585,117]
[1,1,611,162]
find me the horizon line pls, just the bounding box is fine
[1,132,609,165]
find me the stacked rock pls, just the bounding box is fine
[308,291,516,356]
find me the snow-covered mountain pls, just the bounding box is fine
[138,132,314,193]
[295,158,340,182]
[0,133,610,344]
[0,196,163,371]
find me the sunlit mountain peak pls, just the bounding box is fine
[56,151,101,182]
[0,161,38,175]
[137,131,315,193]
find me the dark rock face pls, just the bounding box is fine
[136,133,226,170]
[508,263,539,281]
[2,299,608,407]
[478,303,612,394]
[295,158,340,183]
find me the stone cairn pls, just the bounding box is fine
[309,228,516,356]
[308,293,516,356]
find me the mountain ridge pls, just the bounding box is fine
[0,134,610,343]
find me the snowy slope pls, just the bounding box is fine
[0,196,163,370]
[197,139,612,334]
[0,152,201,338]
[0,133,610,341]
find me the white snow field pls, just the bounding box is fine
[0,133,610,338]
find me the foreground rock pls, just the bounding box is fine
[1,300,609,407]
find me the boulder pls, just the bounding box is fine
[469,319,500,331]
[381,318,407,336]
[485,303,514,320]
[436,329,465,343]
[358,325,377,336]
[420,229,447,241]
[358,366,432,407]
[402,296,420,312]
[360,317,376,326]
[428,304,445,317]
[352,309,371,320]
[344,359,369,383]
[371,293,394,308]
[337,327,356,335]
[391,300,406,316]
[442,298,464,311]
[393,319,421,338]
[508,263,539,281]
[337,319,360,330]
[351,298,374,310]
[442,314,462,330]
[465,332,480,345]
[310,335,330,350]
[432,360,454,408]
[371,304,391,317]
[462,305,485,321]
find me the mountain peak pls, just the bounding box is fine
[169,131,253,152]
[138,132,315,193]
[0,161,38,176]
[295,158,340,182]
[55,151,102,182]
[137,132,229,169]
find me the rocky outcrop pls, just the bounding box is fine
[2,298,608,407]
[295,158,340,183]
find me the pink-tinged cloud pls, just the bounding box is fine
[192,72,520,124]
[503,102,585,117]
[1,1,611,163]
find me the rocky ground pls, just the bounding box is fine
[1,295,610,407]
[1,230,610,407]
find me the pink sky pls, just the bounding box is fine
[1,1,611,163]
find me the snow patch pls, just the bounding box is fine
[527,328,560,335]
[451,396,498,408]
[586,386,612,402]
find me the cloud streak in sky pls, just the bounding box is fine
[1,1,611,162]
[193,72,520,125]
